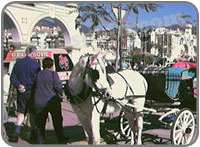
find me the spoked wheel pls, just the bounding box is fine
[171,108,195,145]
[119,111,135,144]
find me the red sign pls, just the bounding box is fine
[4,49,68,61]
[59,55,69,70]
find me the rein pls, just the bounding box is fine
[117,72,146,99]
[69,55,100,104]
[92,72,147,114]
[117,72,134,98]
[70,54,146,114]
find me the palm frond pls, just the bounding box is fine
[132,7,139,14]
[64,4,78,9]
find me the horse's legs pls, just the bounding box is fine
[132,97,145,145]
[91,98,104,144]
[124,110,143,145]
[91,108,101,144]
[123,107,136,144]
[70,98,93,144]
[83,130,89,142]
[135,112,143,145]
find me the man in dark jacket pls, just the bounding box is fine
[9,46,40,143]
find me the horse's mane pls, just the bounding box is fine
[70,61,84,79]
[68,56,92,103]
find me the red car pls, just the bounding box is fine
[172,61,196,68]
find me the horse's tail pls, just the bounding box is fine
[143,77,148,94]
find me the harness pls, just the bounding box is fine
[67,82,92,104]
[117,72,146,99]
[68,55,101,104]
[93,72,147,114]
[68,54,146,114]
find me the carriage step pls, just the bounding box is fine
[143,121,151,125]
[146,102,181,107]
[143,107,157,113]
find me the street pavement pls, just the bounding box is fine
[3,99,198,145]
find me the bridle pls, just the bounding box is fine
[71,54,112,113]
[82,54,113,113]
[83,54,100,91]
[69,54,94,103]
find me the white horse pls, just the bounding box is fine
[68,52,148,144]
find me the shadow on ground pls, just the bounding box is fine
[4,122,85,144]
[4,117,123,144]
[4,115,171,145]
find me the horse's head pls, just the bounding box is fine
[69,51,111,98]
[83,51,111,93]
[78,54,91,69]
[68,53,91,96]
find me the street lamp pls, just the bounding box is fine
[163,32,168,65]
[137,28,151,63]
[45,36,52,48]
[75,15,81,30]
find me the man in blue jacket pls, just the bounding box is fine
[9,46,40,143]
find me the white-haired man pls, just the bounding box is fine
[10,46,40,143]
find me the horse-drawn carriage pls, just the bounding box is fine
[119,66,197,145]
[65,52,197,145]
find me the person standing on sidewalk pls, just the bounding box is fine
[9,46,40,143]
[34,57,68,144]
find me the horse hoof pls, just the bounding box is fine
[100,141,107,145]
[77,141,88,145]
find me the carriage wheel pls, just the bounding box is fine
[171,108,195,145]
[119,111,135,144]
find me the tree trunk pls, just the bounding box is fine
[115,4,122,71]
[136,13,138,30]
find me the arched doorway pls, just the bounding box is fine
[3,12,21,48]
[30,17,71,49]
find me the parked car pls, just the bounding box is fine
[4,48,74,85]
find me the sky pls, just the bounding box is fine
[70,2,198,29]
[33,2,198,30]
[130,3,197,27]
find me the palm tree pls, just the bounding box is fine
[65,3,161,70]
[178,13,191,26]
[65,4,114,31]
[130,4,162,29]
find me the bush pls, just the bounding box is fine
[131,54,143,64]
[131,53,154,65]
[144,55,154,65]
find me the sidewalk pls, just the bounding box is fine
[3,100,86,145]
[3,100,119,145]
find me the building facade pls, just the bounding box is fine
[84,23,197,63]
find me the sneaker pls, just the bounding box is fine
[9,131,19,143]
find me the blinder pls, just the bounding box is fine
[84,54,100,83]
[88,68,100,82]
